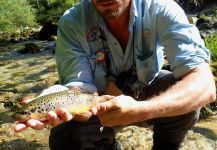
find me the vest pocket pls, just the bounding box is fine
[135,49,158,85]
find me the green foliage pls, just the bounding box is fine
[0,0,37,35]
[205,33,217,61]
[27,0,80,24]
[206,34,217,119]
[214,9,217,20]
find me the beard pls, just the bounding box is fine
[93,0,131,20]
[101,8,123,19]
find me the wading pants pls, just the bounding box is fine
[49,70,200,150]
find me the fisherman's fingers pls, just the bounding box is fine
[14,119,48,132]
[47,111,63,127]
[91,99,118,115]
[14,123,28,132]
[56,108,73,122]
[26,119,47,130]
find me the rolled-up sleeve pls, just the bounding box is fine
[156,1,210,78]
[55,15,97,93]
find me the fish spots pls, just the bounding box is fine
[30,108,36,113]
[15,89,105,120]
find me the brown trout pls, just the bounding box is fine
[2,89,108,122]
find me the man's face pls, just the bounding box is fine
[92,0,131,20]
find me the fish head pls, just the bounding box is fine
[13,106,48,122]
[13,108,32,121]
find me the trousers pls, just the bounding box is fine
[49,70,200,150]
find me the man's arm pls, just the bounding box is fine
[91,63,216,126]
[142,63,216,119]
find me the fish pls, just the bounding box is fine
[1,89,109,122]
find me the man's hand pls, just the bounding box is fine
[91,95,148,127]
[14,107,93,132]
[14,106,74,132]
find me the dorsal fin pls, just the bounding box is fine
[68,88,81,93]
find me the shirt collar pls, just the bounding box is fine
[129,0,138,32]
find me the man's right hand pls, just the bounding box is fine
[14,106,74,132]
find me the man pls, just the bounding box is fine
[15,0,216,149]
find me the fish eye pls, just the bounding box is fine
[20,110,30,115]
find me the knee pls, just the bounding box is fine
[153,109,200,143]
[49,121,82,150]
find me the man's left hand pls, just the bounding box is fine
[91,95,148,127]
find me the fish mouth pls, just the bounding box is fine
[13,113,31,122]
[13,108,32,121]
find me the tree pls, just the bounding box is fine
[0,0,36,34]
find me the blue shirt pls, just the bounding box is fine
[55,0,210,93]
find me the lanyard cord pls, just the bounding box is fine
[99,25,135,79]
[98,26,112,78]
[131,24,135,70]
[103,25,135,78]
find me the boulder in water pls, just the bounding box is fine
[38,21,58,41]
[196,17,215,30]
[18,42,41,54]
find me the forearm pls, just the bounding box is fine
[141,63,216,120]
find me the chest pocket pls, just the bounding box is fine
[86,26,108,53]
[136,49,157,85]
[88,41,108,54]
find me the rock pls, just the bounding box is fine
[198,23,213,30]
[18,42,41,54]
[175,0,205,13]
[200,32,207,39]
[176,0,217,13]
[203,10,216,16]
[15,83,35,93]
[38,21,58,41]
[43,41,56,54]
[115,126,153,150]
[19,36,29,41]
[50,35,57,41]
[213,22,217,28]
[196,17,216,30]
[188,16,198,25]
[205,30,215,35]
[115,124,217,150]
